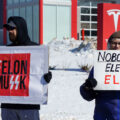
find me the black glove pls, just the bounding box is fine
[44,71,52,83]
[84,78,97,89]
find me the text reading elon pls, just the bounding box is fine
[0,54,30,96]
[1,60,27,89]
[98,51,120,85]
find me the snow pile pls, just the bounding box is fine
[41,38,95,120]
[49,38,95,70]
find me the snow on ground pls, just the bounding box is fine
[0,38,95,120]
[40,38,95,120]
[49,38,95,69]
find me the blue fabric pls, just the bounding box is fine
[1,108,40,120]
[80,68,120,120]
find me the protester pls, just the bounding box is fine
[80,31,120,120]
[2,16,52,120]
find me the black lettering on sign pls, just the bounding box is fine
[98,51,106,62]
[0,75,9,89]
[105,63,120,72]
[0,75,3,89]
[4,75,9,89]
[20,75,26,89]
[8,60,13,74]
[115,64,120,72]
[2,60,7,74]
[117,54,120,62]
[14,60,20,74]
[21,60,27,74]
[105,63,111,72]
[98,51,120,62]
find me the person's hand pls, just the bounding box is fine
[84,78,97,89]
[44,71,52,83]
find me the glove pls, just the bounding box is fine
[44,71,52,83]
[84,78,97,89]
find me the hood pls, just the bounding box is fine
[7,16,31,45]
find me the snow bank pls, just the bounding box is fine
[40,38,96,120]
[49,38,95,70]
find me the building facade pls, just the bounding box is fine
[4,0,40,44]
[2,0,120,45]
[77,0,120,40]
[0,0,3,45]
[3,0,77,45]
[43,0,72,43]
[0,0,3,29]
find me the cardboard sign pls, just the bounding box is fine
[0,46,48,104]
[94,50,120,90]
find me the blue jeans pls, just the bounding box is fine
[1,108,40,120]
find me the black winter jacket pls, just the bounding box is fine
[1,16,40,110]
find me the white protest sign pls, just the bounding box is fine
[0,45,48,104]
[94,50,120,90]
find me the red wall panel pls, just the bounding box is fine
[97,3,120,50]
[71,0,77,40]
[39,0,43,45]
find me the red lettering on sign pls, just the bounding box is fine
[113,75,119,84]
[104,75,111,84]
[104,74,120,85]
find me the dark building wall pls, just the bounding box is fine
[0,0,3,29]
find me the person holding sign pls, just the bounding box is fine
[80,31,120,120]
[2,16,52,120]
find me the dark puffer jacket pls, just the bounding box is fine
[1,16,40,109]
[80,68,120,120]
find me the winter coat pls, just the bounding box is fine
[80,68,120,120]
[7,16,38,46]
[1,16,40,110]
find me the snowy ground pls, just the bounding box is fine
[40,71,95,120]
[0,38,95,120]
[40,39,95,120]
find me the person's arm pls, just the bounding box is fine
[80,68,98,101]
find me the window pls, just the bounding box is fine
[91,23,97,29]
[6,0,39,44]
[81,15,90,21]
[92,31,97,36]
[20,0,25,2]
[79,1,90,6]
[81,23,90,29]
[81,8,90,14]
[26,0,32,2]
[26,6,33,41]
[80,3,97,39]
[85,30,90,36]
[13,0,19,4]
[92,16,97,21]
[33,5,39,44]
[20,7,26,19]
[13,8,19,16]
[92,8,97,14]
[7,0,13,5]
